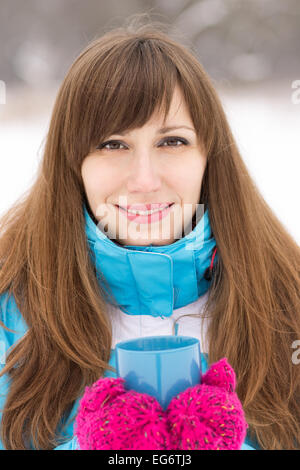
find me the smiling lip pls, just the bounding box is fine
[116,203,174,224]
[118,203,172,211]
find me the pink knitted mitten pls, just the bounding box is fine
[165,357,248,450]
[74,377,170,450]
[74,357,248,450]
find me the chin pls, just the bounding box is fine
[124,236,176,246]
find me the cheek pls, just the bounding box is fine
[189,155,206,187]
[81,160,118,196]
[170,157,205,193]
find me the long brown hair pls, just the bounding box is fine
[1,14,300,449]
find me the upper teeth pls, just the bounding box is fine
[126,207,168,215]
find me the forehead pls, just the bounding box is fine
[138,86,194,131]
[108,85,194,137]
[155,85,191,121]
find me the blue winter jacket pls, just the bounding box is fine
[0,204,258,450]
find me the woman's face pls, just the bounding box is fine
[81,86,207,246]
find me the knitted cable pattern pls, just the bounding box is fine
[74,357,248,450]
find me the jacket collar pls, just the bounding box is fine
[84,203,218,318]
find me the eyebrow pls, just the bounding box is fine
[115,126,196,136]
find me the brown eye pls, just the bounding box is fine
[160,137,188,147]
[96,140,126,151]
[96,137,189,151]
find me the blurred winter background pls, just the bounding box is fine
[0,0,299,243]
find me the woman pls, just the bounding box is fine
[0,18,299,450]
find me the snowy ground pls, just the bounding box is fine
[0,81,299,244]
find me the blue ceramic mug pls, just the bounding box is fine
[115,335,201,410]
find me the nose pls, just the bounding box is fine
[126,153,162,193]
